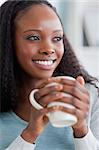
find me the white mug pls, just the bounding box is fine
[29,76,77,127]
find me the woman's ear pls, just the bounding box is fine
[76,76,85,85]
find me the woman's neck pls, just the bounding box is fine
[14,78,38,122]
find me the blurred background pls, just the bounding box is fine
[0,0,99,78]
[49,0,99,79]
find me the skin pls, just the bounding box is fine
[14,4,90,143]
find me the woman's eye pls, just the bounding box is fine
[53,37,63,42]
[26,35,40,41]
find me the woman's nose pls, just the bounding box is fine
[39,40,55,55]
[39,48,55,55]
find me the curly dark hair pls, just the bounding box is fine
[0,0,98,112]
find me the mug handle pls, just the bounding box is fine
[29,89,43,110]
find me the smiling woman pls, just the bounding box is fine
[0,1,99,150]
[14,4,64,79]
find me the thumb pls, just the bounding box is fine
[76,76,85,85]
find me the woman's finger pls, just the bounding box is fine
[34,83,63,100]
[61,84,89,104]
[49,76,88,96]
[35,91,64,107]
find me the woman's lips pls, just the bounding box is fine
[32,59,56,70]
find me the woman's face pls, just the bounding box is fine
[15,4,64,79]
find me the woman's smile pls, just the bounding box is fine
[32,59,57,70]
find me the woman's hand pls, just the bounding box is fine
[21,76,90,142]
[50,76,90,137]
[72,76,89,137]
[21,78,63,143]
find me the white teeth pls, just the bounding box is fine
[34,60,53,65]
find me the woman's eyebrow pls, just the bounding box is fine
[23,29,42,33]
[53,30,63,34]
[23,29,63,33]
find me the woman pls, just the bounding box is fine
[0,0,99,150]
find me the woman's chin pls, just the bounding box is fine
[37,71,54,79]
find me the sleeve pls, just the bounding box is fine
[74,128,99,150]
[5,135,36,150]
[74,85,99,150]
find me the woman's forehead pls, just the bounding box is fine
[15,4,63,31]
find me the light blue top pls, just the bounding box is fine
[0,111,75,150]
